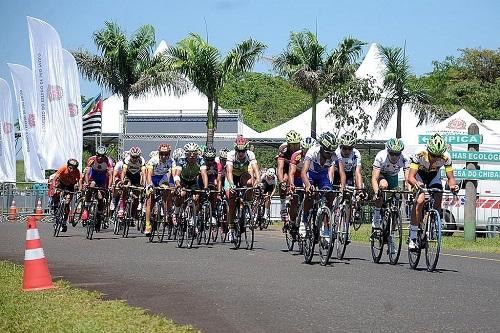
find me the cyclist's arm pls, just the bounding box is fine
[84,165,91,185]
[251,161,260,186]
[288,163,297,181]
[355,165,363,189]
[371,167,381,194]
[445,169,458,192]
[407,166,420,188]
[107,167,113,188]
[276,157,285,184]
[140,165,146,187]
[301,159,311,189]
[200,167,209,189]
[121,164,128,182]
[226,163,234,187]
[403,168,411,191]
[338,161,347,189]
[145,165,153,186]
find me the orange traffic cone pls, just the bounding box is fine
[34,199,43,221]
[22,216,55,291]
[8,200,17,222]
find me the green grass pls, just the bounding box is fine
[0,261,199,333]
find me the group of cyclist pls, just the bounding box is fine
[49,128,458,252]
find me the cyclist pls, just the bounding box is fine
[82,146,113,222]
[301,132,346,238]
[173,142,209,220]
[288,137,316,232]
[407,133,459,250]
[172,147,185,165]
[334,132,363,188]
[218,148,229,186]
[277,130,302,230]
[260,167,277,219]
[119,146,146,229]
[225,135,261,242]
[144,143,174,236]
[203,147,222,223]
[371,138,410,229]
[50,158,81,231]
[111,151,129,217]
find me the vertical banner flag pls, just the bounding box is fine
[27,16,70,169]
[0,78,16,182]
[62,49,83,168]
[8,64,45,183]
[82,93,103,136]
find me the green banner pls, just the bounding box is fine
[449,151,500,162]
[418,134,482,145]
[440,169,500,180]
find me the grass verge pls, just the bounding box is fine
[0,261,199,333]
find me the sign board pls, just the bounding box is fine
[418,134,482,145]
[449,151,500,163]
[440,169,500,180]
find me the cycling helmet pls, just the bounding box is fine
[386,138,405,153]
[67,158,79,168]
[219,148,229,159]
[121,150,130,160]
[198,144,207,153]
[318,132,337,152]
[266,168,276,177]
[96,145,107,156]
[173,147,185,160]
[203,147,217,159]
[184,142,200,152]
[301,137,316,149]
[129,146,142,157]
[286,130,302,144]
[158,143,171,153]
[338,132,357,148]
[426,133,447,156]
[149,150,158,159]
[234,135,249,151]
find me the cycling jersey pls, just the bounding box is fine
[410,149,453,187]
[373,150,409,176]
[87,156,112,187]
[205,160,222,185]
[226,150,257,177]
[304,145,337,189]
[335,147,361,173]
[260,173,277,186]
[124,156,146,175]
[54,165,80,187]
[290,150,305,175]
[147,155,175,187]
[176,156,206,182]
[277,143,294,174]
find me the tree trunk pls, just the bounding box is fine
[123,95,129,111]
[311,92,318,139]
[206,97,215,148]
[396,99,403,138]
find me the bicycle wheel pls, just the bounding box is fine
[296,203,304,255]
[73,196,85,226]
[113,208,121,235]
[425,210,441,272]
[53,202,64,237]
[219,200,229,243]
[317,207,333,266]
[202,203,212,245]
[186,202,197,249]
[177,210,186,248]
[408,231,422,270]
[196,208,204,246]
[210,205,219,243]
[370,214,384,263]
[86,202,97,240]
[122,201,132,238]
[352,205,363,231]
[285,224,295,252]
[303,212,316,264]
[243,204,254,250]
[336,208,349,260]
[388,211,403,265]
[233,205,243,249]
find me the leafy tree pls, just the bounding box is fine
[218,72,310,132]
[273,30,364,138]
[166,33,266,147]
[73,22,186,111]
[376,46,439,138]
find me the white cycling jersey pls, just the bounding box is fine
[335,147,361,173]
[304,144,338,174]
[373,149,409,176]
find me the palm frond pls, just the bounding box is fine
[374,98,396,130]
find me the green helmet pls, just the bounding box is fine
[198,144,207,153]
[286,130,302,144]
[386,138,405,153]
[318,132,336,151]
[426,133,447,156]
[338,132,357,148]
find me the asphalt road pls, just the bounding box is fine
[1,221,499,333]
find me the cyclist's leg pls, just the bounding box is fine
[372,175,390,228]
[319,177,333,235]
[428,173,444,212]
[289,178,302,224]
[279,174,289,225]
[410,173,426,248]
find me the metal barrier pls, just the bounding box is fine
[0,182,52,223]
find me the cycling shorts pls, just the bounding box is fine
[125,172,141,187]
[89,169,108,188]
[378,173,399,190]
[151,174,169,187]
[307,171,332,190]
[416,170,443,190]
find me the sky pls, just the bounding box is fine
[0,0,499,98]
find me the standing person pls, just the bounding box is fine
[277,130,302,231]
[371,138,410,228]
[50,158,81,231]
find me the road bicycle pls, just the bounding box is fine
[148,186,173,243]
[231,187,255,250]
[370,189,411,264]
[284,188,304,252]
[118,184,144,238]
[215,191,229,243]
[196,189,219,246]
[85,187,110,240]
[52,189,77,237]
[176,189,198,249]
[252,186,272,231]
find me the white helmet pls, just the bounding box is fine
[173,147,185,160]
[266,168,276,177]
[149,150,158,159]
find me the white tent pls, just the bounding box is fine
[101,40,253,137]
[255,43,433,141]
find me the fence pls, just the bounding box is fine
[0,182,52,223]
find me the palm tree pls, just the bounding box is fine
[166,33,266,147]
[376,46,437,138]
[72,22,186,111]
[273,30,364,138]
